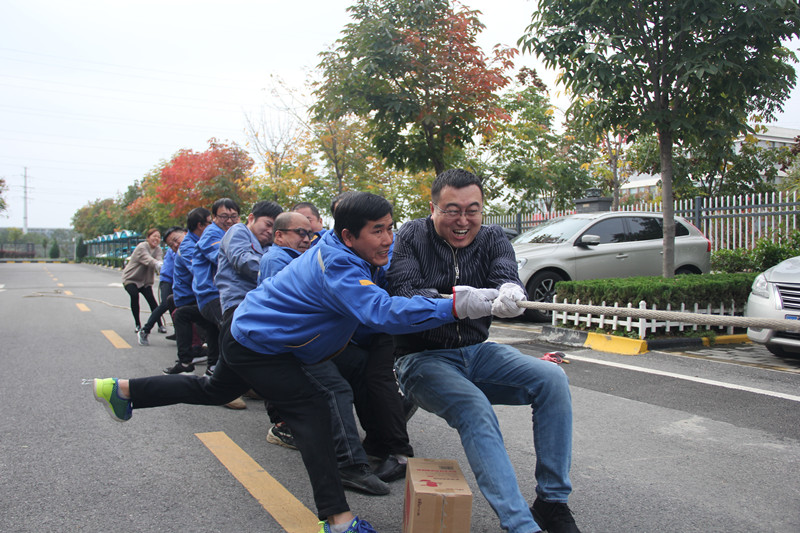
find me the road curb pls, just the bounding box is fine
[541,326,749,355]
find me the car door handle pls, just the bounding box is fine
[616,254,629,259]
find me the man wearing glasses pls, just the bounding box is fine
[192,198,240,376]
[386,169,581,533]
[258,211,314,282]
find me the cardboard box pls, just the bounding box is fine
[403,458,473,533]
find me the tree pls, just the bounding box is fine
[487,68,594,213]
[71,198,122,238]
[157,139,256,219]
[49,240,60,259]
[0,177,7,214]
[523,0,800,276]
[315,0,516,175]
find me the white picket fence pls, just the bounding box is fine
[551,298,742,340]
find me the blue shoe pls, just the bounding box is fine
[93,378,132,422]
[317,516,377,533]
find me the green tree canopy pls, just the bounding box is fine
[315,0,516,175]
[523,0,800,276]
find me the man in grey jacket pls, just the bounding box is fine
[386,169,581,533]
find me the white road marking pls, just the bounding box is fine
[107,283,123,287]
[566,353,800,403]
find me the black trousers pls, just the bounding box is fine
[128,327,349,519]
[124,283,160,329]
[173,304,219,366]
[360,333,414,458]
[142,282,174,334]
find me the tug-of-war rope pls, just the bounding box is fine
[514,300,800,332]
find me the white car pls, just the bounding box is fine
[745,256,800,357]
[512,211,711,321]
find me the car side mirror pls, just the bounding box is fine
[576,234,600,247]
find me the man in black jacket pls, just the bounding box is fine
[386,169,580,533]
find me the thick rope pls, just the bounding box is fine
[516,300,800,332]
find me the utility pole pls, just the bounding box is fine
[23,167,28,234]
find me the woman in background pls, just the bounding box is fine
[121,228,163,333]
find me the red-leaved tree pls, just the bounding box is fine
[157,139,256,218]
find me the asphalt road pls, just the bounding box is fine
[1,263,798,532]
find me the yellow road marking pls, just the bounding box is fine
[76,303,90,312]
[57,283,64,287]
[101,330,131,349]
[53,277,58,281]
[64,290,73,295]
[196,431,319,533]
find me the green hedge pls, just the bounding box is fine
[82,256,125,268]
[554,272,757,309]
[711,230,800,273]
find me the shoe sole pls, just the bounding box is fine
[266,432,298,450]
[191,356,208,364]
[340,477,390,496]
[93,380,129,423]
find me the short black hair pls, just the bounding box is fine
[186,207,211,232]
[431,169,484,204]
[291,202,320,219]
[330,190,356,215]
[212,198,240,216]
[251,201,283,220]
[333,192,393,239]
[163,226,186,242]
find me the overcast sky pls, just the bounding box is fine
[2,0,799,230]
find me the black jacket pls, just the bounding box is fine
[386,216,524,354]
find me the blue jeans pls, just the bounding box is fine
[395,342,573,533]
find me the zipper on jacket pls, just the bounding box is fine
[448,243,462,345]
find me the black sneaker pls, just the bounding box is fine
[374,455,407,482]
[531,498,581,533]
[266,422,297,450]
[339,463,390,496]
[162,362,195,375]
[158,325,168,334]
[165,333,176,341]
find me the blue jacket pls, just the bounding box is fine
[216,223,264,313]
[308,229,327,248]
[172,231,200,307]
[160,249,175,284]
[231,230,455,364]
[192,222,225,310]
[257,245,301,284]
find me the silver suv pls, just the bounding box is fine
[745,255,800,356]
[512,211,711,321]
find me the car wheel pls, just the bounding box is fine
[766,344,800,358]
[524,271,565,322]
[675,266,698,275]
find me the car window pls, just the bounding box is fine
[580,217,626,244]
[513,217,591,244]
[676,221,689,236]
[627,217,663,241]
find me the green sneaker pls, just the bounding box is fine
[317,516,377,533]
[93,378,132,422]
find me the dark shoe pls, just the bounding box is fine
[157,325,168,334]
[266,422,297,450]
[374,455,406,482]
[339,464,390,496]
[531,498,581,533]
[243,389,264,400]
[165,333,176,341]
[162,361,195,375]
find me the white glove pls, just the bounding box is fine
[452,286,499,320]
[491,282,526,318]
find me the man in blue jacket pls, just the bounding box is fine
[92,192,498,533]
[164,207,219,375]
[257,211,312,283]
[216,200,283,320]
[192,198,240,373]
[386,169,580,533]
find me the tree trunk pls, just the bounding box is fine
[659,128,676,278]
